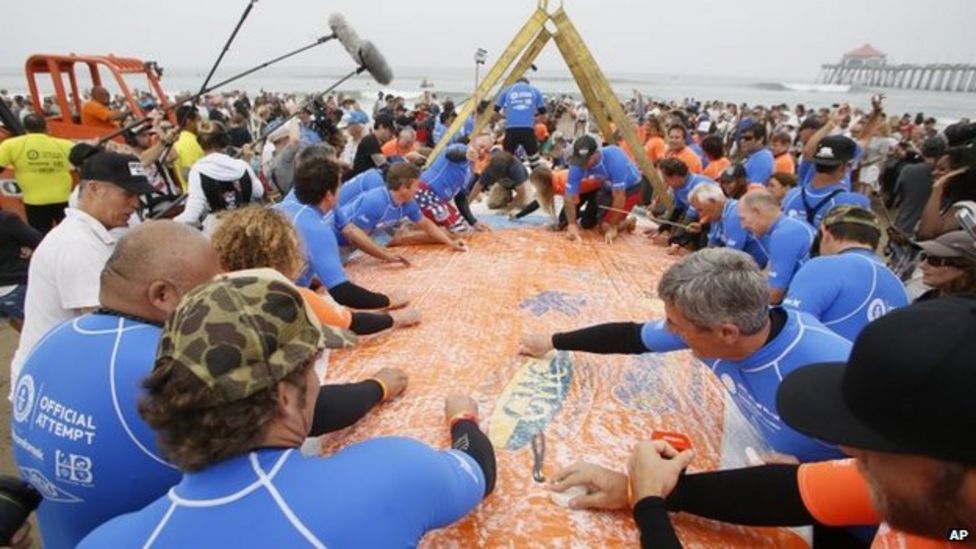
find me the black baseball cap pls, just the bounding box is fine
[80,152,155,194]
[570,135,599,167]
[811,135,857,167]
[777,297,976,464]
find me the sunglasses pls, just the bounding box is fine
[740,134,756,141]
[920,253,964,268]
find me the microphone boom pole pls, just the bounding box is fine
[95,18,354,148]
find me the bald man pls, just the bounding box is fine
[10,221,404,548]
[81,86,129,130]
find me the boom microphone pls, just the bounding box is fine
[356,41,393,86]
[328,13,362,62]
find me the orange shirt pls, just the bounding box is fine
[774,152,796,175]
[381,139,416,158]
[798,459,953,549]
[550,169,602,195]
[81,100,117,129]
[298,287,353,330]
[644,136,667,164]
[667,146,703,174]
[703,157,731,181]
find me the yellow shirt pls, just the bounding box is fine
[173,130,204,192]
[0,133,75,205]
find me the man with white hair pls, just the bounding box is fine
[737,190,816,305]
[10,151,154,383]
[688,183,767,267]
[519,248,849,464]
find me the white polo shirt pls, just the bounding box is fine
[10,208,119,383]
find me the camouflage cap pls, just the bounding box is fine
[154,268,356,406]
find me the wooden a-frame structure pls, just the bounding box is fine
[427,0,671,208]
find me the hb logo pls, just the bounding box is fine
[948,528,970,542]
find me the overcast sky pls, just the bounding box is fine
[4,0,975,80]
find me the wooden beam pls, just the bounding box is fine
[550,8,672,209]
[426,7,549,166]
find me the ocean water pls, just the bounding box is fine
[2,65,974,123]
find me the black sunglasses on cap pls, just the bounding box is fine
[919,253,966,268]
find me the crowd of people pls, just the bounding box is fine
[1,76,975,548]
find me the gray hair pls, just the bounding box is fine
[739,189,780,212]
[657,248,768,335]
[689,182,725,204]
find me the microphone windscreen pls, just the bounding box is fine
[328,13,362,61]
[357,41,393,86]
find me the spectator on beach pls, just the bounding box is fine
[665,124,702,174]
[0,209,42,332]
[770,131,796,175]
[350,113,396,179]
[893,137,947,236]
[172,105,204,192]
[81,86,129,130]
[0,114,75,233]
[738,121,775,186]
[10,151,153,413]
[172,121,263,234]
[912,230,976,301]
[766,172,797,203]
[700,135,730,181]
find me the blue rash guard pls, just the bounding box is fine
[338,169,386,207]
[495,82,544,129]
[781,182,870,228]
[11,314,179,549]
[708,199,768,268]
[744,148,774,185]
[275,200,348,289]
[422,144,472,203]
[672,174,715,220]
[335,187,423,246]
[638,309,850,462]
[566,146,641,197]
[80,439,485,548]
[756,215,816,292]
[783,248,909,342]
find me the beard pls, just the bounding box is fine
[864,461,970,540]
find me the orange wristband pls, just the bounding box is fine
[369,377,390,402]
[448,412,478,430]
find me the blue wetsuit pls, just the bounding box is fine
[275,200,348,289]
[11,314,178,549]
[781,182,870,228]
[335,187,423,246]
[338,169,386,207]
[708,199,768,268]
[744,148,774,185]
[755,215,816,292]
[566,146,641,197]
[422,144,473,202]
[495,82,544,129]
[639,309,849,462]
[783,248,908,341]
[80,439,485,548]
